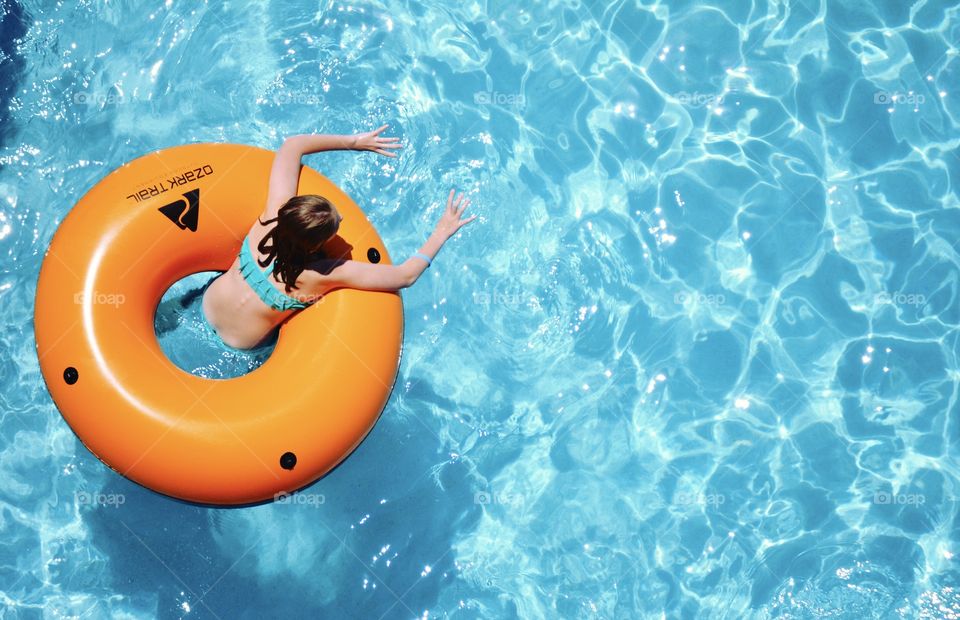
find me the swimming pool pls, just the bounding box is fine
[3,0,959,617]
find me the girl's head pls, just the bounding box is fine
[257,194,342,293]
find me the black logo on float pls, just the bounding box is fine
[158,188,200,232]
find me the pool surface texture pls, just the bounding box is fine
[2,0,960,618]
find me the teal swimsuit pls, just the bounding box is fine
[238,234,311,311]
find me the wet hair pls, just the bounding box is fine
[256,194,340,294]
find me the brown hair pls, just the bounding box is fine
[256,194,340,293]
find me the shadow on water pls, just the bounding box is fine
[0,1,28,152]
[79,396,477,617]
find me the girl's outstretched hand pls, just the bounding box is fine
[435,189,477,239]
[352,124,402,157]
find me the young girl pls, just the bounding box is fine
[200,124,476,349]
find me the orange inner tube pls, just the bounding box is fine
[34,143,404,505]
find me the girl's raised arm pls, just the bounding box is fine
[261,127,402,221]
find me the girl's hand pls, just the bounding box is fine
[435,189,477,239]
[352,124,402,157]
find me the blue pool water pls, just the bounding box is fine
[155,271,278,379]
[3,0,960,618]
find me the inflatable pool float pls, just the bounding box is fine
[34,143,403,505]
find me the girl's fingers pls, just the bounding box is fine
[373,124,388,134]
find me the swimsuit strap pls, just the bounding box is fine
[253,242,274,274]
[239,234,310,311]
